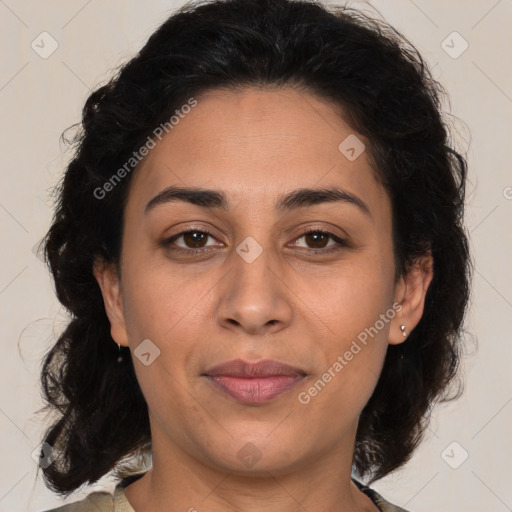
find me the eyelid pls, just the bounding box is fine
[293,224,347,240]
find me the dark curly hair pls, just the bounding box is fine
[37,0,471,497]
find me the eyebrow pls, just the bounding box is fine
[144,185,371,217]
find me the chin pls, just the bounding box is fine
[201,436,305,476]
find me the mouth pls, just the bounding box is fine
[202,359,307,405]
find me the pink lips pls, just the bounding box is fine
[203,359,306,404]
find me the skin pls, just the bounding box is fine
[94,86,433,512]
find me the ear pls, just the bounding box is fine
[92,258,129,347]
[389,252,434,345]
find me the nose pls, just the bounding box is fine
[215,241,294,336]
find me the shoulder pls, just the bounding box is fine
[373,493,410,512]
[352,478,410,512]
[40,489,114,512]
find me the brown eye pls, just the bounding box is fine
[162,228,347,256]
[181,231,210,248]
[303,231,330,249]
[293,230,347,253]
[164,229,220,252]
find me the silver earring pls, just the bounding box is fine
[400,325,407,337]
[117,343,123,363]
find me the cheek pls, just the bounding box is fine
[120,257,208,342]
[304,253,395,337]
[302,257,395,409]
[119,272,198,410]
[302,317,389,429]
[119,259,213,405]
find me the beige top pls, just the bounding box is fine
[45,482,135,512]
[42,484,134,512]
[42,477,409,512]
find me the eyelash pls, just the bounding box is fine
[162,227,348,255]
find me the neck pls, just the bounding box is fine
[123,431,378,512]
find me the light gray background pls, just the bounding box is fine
[1,1,511,511]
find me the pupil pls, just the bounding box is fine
[307,232,327,248]
[185,231,206,248]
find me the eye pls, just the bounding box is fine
[162,228,348,255]
[292,229,348,253]
[163,229,220,252]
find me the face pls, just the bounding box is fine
[96,86,420,477]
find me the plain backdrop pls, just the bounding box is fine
[0,1,511,511]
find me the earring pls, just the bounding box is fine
[399,325,407,360]
[116,343,123,363]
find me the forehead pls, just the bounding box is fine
[126,86,389,221]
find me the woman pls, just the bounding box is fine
[38,0,471,510]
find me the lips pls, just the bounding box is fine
[203,359,307,404]
[204,359,307,378]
